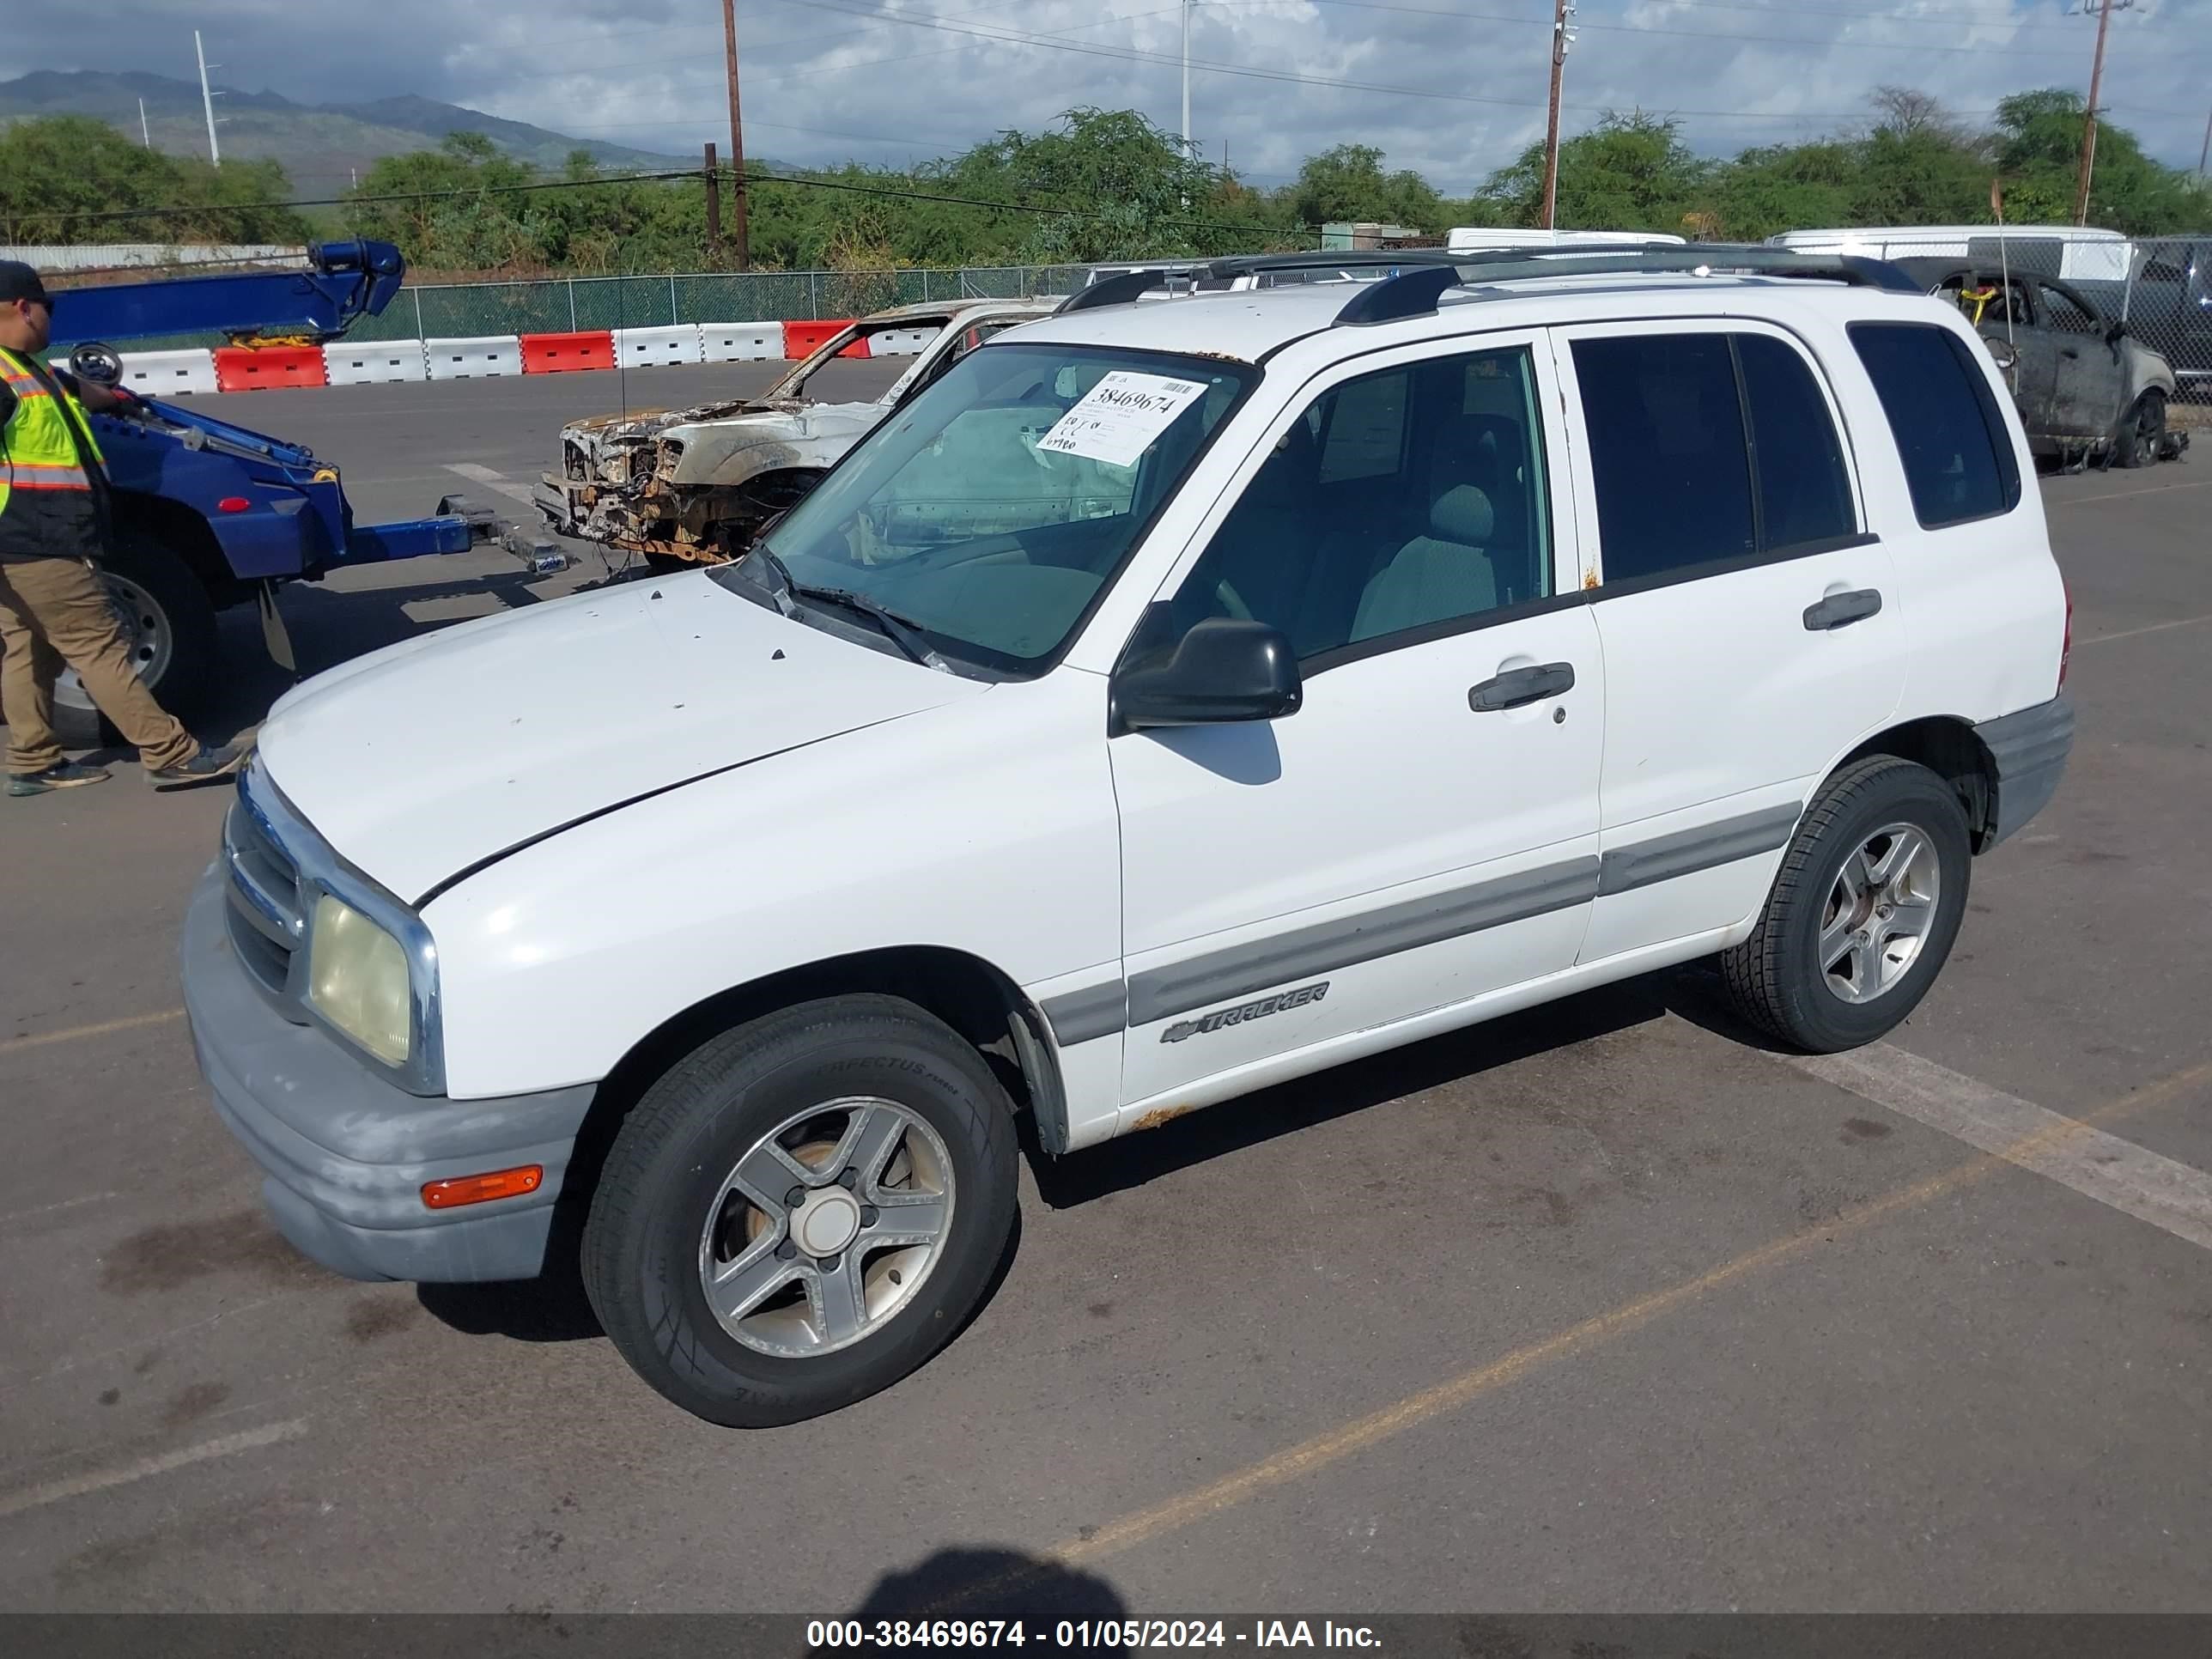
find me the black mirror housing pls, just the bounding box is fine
[1111,613,1302,734]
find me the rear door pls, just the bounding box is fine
[1552,321,1905,963]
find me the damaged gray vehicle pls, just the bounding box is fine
[1896,257,2189,469]
[537,298,1059,569]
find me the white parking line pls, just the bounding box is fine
[2078,612,2212,647]
[1790,1043,2212,1252]
[0,1419,309,1521]
[443,462,538,506]
[2047,477,2212,507]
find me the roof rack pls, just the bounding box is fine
[1332,244,1919,326]
[1054,269,1171,313]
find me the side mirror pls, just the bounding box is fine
[2105,318,2127,346]
[1111,615,1302,734]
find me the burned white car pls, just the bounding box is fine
[537,299,1057,568]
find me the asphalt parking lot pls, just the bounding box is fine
[3,364,2210,1616]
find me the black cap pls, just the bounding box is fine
[0,261,53,308]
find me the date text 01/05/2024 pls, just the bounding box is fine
[805,1619,1383,1649]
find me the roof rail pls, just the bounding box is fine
[1055,269,1170,313]
[1203,249,1464,280]
[1330,244,1920,327]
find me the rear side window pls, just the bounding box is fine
[1737,334,1856,551]
[1572,333,1754,584]
[1849,323,2021,528]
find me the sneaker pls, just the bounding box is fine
[7,761,112,798]
[147,744,247,792]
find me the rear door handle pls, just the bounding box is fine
[1469,661,1576,711]
[1803,588,1883,631]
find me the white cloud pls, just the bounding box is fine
[6,0,2206,191]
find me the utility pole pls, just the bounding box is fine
[138,97,151,148]
[721,0,750,270]
[703,141,723,263]
[195,29,222,165]
[1538,0,1576,229]
[1181,0,1193,161]
[2198,104,2210,180]
[2074,0,2129,225]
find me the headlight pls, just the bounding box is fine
[307,894,412,1066]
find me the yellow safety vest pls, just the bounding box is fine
[0,346,106,522]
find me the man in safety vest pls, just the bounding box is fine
[0,260,243,796]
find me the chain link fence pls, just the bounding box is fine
[343,264,1096,343]
[2107,237,2211,417]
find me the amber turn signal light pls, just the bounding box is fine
[421,1165,543,1210]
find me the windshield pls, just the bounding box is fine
[720,342,1255,675]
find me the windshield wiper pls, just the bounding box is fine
[737,544,800,617]
[788,584,945,670]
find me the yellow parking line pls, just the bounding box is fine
[0,1007,185,1058]
[1000,1055,2212,1584]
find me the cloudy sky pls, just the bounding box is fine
[10,0,2209,191]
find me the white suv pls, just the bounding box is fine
[185,248,2074,1425]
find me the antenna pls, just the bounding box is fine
[195,29,224,165]
[138,97,151,149]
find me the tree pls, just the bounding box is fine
[1990,88,2208,233]
[1483,112,1710,234]
[0,115,308,246]
[1282,144,1443,230]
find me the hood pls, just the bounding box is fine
[663,402,889,485]
[255,574,986,902]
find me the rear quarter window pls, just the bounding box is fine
[1848,322,2021,529]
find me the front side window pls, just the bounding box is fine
[723,343,1253,673]
[1171,344,1554,665]
[1572,333,1755,584]
[2037,283,2101,335]
[1849,322,2021,528]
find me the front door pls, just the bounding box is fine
[1552,322,1907,963]
[1109,335,1604,1114]
[2033,279,2127,441]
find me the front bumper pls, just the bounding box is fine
[1976,691,2075,848]
[181,864,598,1283]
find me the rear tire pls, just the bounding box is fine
[2113,390,2166,469]
[581,994,1019,1426]
[1719,757,1972,1054]
[50,535,218,750]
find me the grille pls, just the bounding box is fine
[223,793,305,1003]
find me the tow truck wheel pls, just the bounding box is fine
[581,994,1020,1426]
[51,536,219,752]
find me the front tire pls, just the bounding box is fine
[581,995,1019,1426]
[2113,390,2166,469]
[51,535,218,750]
[1720,757,1972,1053]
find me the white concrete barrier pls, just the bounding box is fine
[614,324,704,367]
[325,341,428,386]
[700,323,784,363]
[120,349,217,397]
[425,335,523,380]
[868,328,935,356]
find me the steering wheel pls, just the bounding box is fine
[68,341,125,387]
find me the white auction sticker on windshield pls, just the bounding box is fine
[1036,371,1210,469]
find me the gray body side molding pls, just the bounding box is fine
[1976,691,2074,848]
[1126,856,1601,1029]
[1596,803,1803,896]
[1040,980,1128,1048]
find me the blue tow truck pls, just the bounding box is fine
[41,240,556,747]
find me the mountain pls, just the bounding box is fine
[0,70,688,198]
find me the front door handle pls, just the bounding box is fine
[2060,346,2081,360]
[1803,588,1883,631]
[1469,661,1576,711]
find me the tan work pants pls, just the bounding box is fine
[0,556,198,775]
